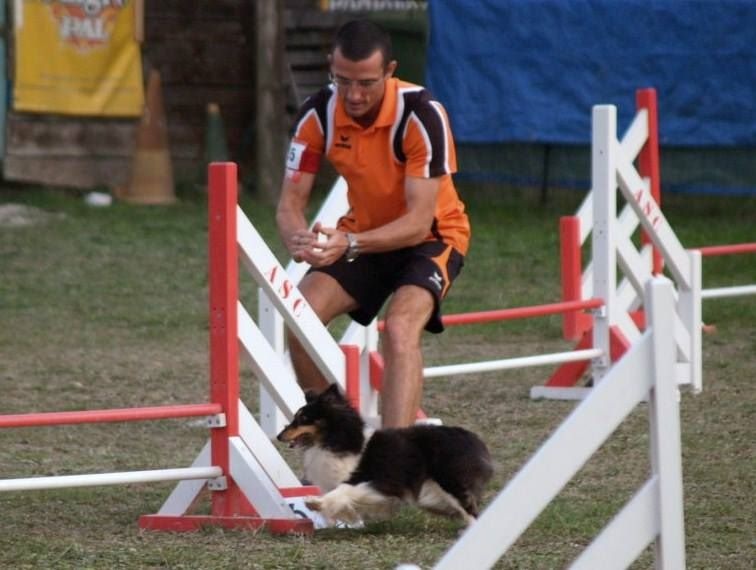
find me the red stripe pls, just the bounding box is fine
[636,88,664,275]
[208,162,246,517]
[694,243,756,257]
[560,216,586,340]
[299,148,321,173]
[342,344,361,411]
[377,298,604,331]
[0,404,223,428]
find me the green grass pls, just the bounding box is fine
[0,182,754,569]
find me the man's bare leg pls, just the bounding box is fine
[287,271,358,393]
[380,285,435,427]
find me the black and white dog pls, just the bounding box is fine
[277,384,493,526]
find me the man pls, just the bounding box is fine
[276,19,469,428]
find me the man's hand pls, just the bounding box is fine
[287,228,319,263]
[301,223,350,267]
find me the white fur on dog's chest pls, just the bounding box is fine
[303,447,359,493]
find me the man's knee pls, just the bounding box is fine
[383,288,434,345]
[382,313,425,352]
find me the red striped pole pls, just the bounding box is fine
[208,162,249,517]
[342,344,361,411]
[694,242,756,257]
[0,403,222,428]
[369,351,384,391]
[636,88,664,275]
[559,216,590,341]
[377,298,603,331]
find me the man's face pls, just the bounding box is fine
[329,47,395,121]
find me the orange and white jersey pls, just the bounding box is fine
[287,78,470,255]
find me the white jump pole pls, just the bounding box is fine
[701,284,756,299]
[423,348,603,379]
[0,467,222,492]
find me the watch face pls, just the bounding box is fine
[345,233,359,262]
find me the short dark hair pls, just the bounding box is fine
[332,20,393,67]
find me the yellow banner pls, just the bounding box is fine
[14,0,144,117]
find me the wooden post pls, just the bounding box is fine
[256,0,286,205]
[133,0,144,43]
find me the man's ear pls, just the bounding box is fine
[385,59,398,78]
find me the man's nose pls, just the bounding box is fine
[345,85,364,99]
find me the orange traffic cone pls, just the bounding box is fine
[121,69,176,204]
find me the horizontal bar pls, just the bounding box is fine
[379,298,604,331]
[529,386,592,401]
[424,348,603,379]
[0,466,223,492]
[0,403,223,429]
[694,242,756,257]
[701,285,756,299]
[139,513,314,535]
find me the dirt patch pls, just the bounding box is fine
[0,204,64,227]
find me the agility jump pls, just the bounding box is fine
[544,89,754,399]
[410,93,707,569]
[424,278,686,569]
[411,91,753,570]
[0,164,326,534]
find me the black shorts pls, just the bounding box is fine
[309,240,465,333]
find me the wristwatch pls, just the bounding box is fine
[345,232,360,262]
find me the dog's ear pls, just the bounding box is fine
[304,390,318,403]
[321,383,344,402]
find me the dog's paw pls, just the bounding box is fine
[304,496,323,511]
[461,514,477,531]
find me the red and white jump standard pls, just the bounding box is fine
[139,163,318,533]
[0,164,318,534]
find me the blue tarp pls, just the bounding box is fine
[426,1,756,146]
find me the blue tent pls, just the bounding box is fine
[425,1,756,194]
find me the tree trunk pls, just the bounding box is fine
[256,0,286,204]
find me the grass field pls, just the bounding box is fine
[0,181,754,569]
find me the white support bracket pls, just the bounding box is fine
[206,413,227,428]
[207,476,228,491]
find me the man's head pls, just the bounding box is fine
[329,20,397,123]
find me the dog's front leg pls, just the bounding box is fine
[305,485,363,526]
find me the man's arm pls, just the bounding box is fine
[308,175,439,267]
[276,171,319,263]
[349,175,438,252]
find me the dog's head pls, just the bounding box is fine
[276,383,357,449]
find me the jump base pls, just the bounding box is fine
[139,514,313,535]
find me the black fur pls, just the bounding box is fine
[278,383,365,454]
[348,425,493,518]
[281,384,493,520]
